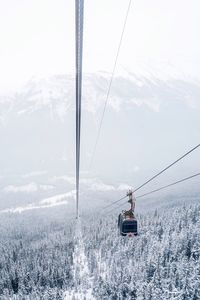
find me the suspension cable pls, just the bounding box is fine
[103,143,200,210]
[75,0,84,219]
[107,172,200,213]
[89,0,132,169]
[133,143,200,194]
[136,172,200,199]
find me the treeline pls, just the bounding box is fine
[0,203,199,299]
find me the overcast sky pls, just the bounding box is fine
[0,0,199,92]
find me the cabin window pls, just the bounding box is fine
[122,222,137,233]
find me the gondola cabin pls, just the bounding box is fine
[118,211,138,236]
[118,190,138,236]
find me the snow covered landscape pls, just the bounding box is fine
[0,0,200,299]
[0,71,199,299]
[0,201,199,299]
[0,70,199,299]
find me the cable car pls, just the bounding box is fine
[118,190,138,236]
[118,212,138,236]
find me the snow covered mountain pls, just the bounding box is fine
[0,72,200,122]
[0,72,199,211]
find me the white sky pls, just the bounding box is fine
[0,0,199,92]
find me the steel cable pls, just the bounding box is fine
[75,0,84,218]
[89,0,132,169]
[103,143,200,210]
[107,172,200,213]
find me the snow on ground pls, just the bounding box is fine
[64,219,96,300]
[0,191,75,214]
[64,288,95,300]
